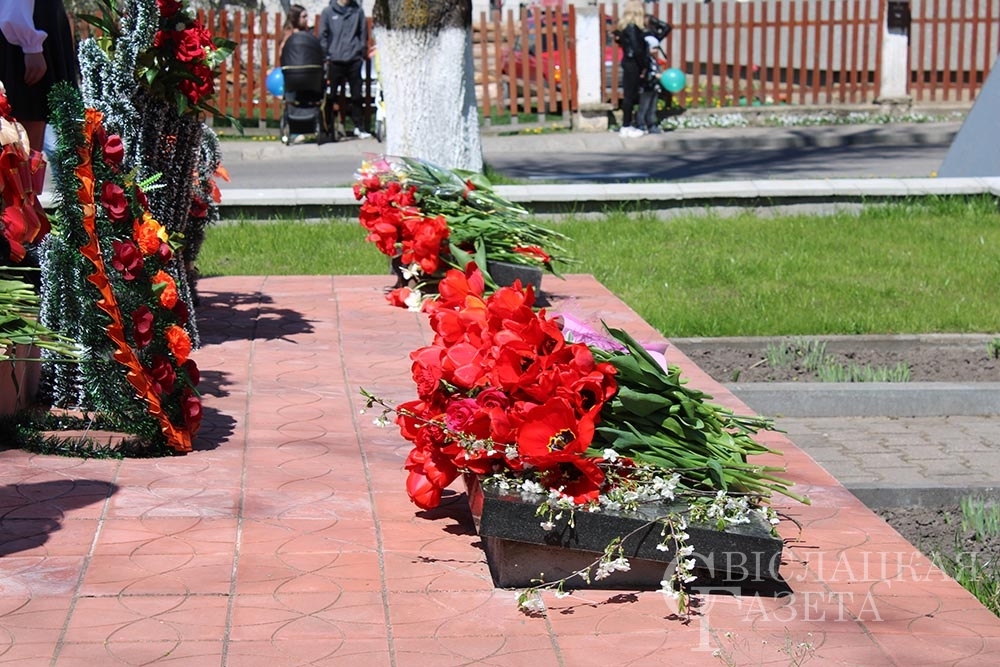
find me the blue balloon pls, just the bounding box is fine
[660,67,686,94]
[266,67,284,97]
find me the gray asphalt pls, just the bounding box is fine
[218,116,1000,507]
[216,120,961,189]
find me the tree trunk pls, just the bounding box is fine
[373,0,483,172]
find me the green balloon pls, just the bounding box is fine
[660,68,686,94]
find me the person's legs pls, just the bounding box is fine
[346,60,369,136]
[637,89,656,132]
[621,61,640,129]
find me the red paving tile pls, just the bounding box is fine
[1,274,998,665]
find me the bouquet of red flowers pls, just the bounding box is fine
[84,0,235,116]
[355,156,573,309]
[366,264,805,512]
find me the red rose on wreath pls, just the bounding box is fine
[149,354,177,395]
[175,26,211,63]
[102,134,124,168]
[178,62,214,105]
[100,181,130,222]
[182,389,203,430]
[189,195,208,219]
[156,242,173,263]
[111,239,144,280]
[157,0,182,16]
[182,358,200,387]
[131,305,154,348]
[172,299,189,326]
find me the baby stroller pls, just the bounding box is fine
[279,31,332,144]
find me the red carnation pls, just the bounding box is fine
[111,239,144,280]
[131,305,154,348]
[100,181,130,222]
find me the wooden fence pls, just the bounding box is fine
[71,2,998,128]
[909,0,999,103]
[600,0,884,109]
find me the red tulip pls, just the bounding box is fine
[405,471,442,510]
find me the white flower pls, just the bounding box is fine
[595,557,631,580]
[521,480,545,495]
[403,289,423,311]
[659,583,680,600]
[539,521,555,531]
[400,263,422,281]
[602,448,619,462]
[517,591,546,613]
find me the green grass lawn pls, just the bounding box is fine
[198,196,1000,338]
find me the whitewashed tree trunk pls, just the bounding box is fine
[373,0,483,172]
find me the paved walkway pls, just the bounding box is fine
[780,415,1000,507]
[2,275,999,665]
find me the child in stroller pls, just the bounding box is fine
[279,6,332,144]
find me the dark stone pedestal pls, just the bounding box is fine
[486,261,543,292]
[467,476,785,590]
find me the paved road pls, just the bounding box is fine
[216,121,960,190]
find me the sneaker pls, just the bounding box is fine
[620,126,643,138]
[291,134,306,145]
[353,128,372,139]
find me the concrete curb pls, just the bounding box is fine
[113,176,994,220]
[729,382,1000,418]
[849,485,1000,508]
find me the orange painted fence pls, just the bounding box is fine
[72,2,998,127]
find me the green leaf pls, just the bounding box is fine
[616,387,671,417]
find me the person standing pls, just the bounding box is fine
[636,13,668,134]
[0,0,79,153]
[319,0,371,139]
[614,1,648,138]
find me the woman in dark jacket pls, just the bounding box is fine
[615,1,649,138]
